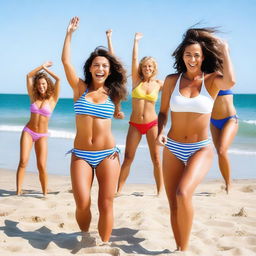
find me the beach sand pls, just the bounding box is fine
[0,168,256,256]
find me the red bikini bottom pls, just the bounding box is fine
[129,119,158,134]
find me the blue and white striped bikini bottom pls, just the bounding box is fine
[67,147,120,169]
[165,137,211,164]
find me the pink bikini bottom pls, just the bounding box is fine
[23,126,49,142]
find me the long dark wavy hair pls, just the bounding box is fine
[172,27,223,74]
[33,72,54,100]
[83,47,127,104]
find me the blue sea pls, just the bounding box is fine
[0,93,255,183]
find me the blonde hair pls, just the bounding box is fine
[138,56,158,80]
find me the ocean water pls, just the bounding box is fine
[0,93,255,182]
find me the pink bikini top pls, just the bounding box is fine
[30,102,52,117]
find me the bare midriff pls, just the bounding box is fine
[130,99,157,123]
[26,114,49,133]
[168,112,211,143]
[74,115,115,150]
[211,95,236,119]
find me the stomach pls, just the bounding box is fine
[26,115,49,133]
[74,115,115,150]
[168,112,211,143]
[211,96,236,119]
[130,99,157,123]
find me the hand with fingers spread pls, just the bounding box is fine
[67,16,79,33]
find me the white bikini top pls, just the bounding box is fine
[170,73,214,114]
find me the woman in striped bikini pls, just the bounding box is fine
[116,32,164,196]
[157,28,235,251]
[16,61,60,195]
[62,17,127,243]
[210,89,238,193]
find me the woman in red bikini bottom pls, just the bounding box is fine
[16,62,60,195]
[112,32,164,195]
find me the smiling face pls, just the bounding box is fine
[183,43,204,73]
[36,78,48,95]
[89,56,111,83]
[141,60,155,79]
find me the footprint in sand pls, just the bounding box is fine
[31,216,46,222]
[241,185,254,193]
[232,207,248,217]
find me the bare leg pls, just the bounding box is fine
[96,154,120,242]
[210,118,238,193]
[117,125,142,193]
[16,131,33,195]
[162,147,184,250]
[176,145,213,251]
[146,126,163,195]
[70,154,94,232]
[34,137,48,195]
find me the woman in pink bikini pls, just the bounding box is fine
[116,32,163,196]
[16,62,60,195]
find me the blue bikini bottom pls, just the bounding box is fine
[210,115,238,130]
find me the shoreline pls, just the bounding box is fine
[1,168,256,256]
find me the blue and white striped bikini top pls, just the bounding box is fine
[170,73,214,114]
[74,88,115,119]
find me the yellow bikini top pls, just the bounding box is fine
[131,82,159,102]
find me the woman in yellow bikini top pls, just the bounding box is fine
[116,32,164,196]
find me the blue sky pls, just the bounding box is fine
[1,0,255,97]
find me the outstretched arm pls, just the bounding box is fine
[106,29,114,55]
[214,39,236,90]
[61,16,80,90]
[132,32,143,87]
[42,62,60,102]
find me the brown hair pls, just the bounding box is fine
[32,72,54,100]
[83,46,127,104]
[138,56,158,80]
[172,27,223,74]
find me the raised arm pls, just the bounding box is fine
[26,64,46,97]
[132,32,143,87]
[106,29,114,55]
[61,16,80,90]
[157,75,174,145]
[213,39,236,90]
[42,62,60,102]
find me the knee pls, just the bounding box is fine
[176,188,190,205]
[124,151,135,163]
[98,197,113,213]
[217,145,228,157]
[19,159,28,169]
[151,153,161,166]
[77,200,91,213]
[37,162,46,172]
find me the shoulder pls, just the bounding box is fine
[164,73,179,87]
[204,72,221,98]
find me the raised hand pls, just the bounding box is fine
[106,29,112,37]
[67,16,79,33]
[135,32,143,41]
[43,61,53,69]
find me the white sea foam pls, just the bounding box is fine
[242,120,256,125]
[228,148,256,156]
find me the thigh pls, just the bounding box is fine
[96,155,120,199]
[179,145,214,194]
[19,131,33,162]
[163,147,185,202]
[220,118,239,149]
[146,125,160,158]
[34,137,48,164]
[210,123,221,150]
[124,125,142,158]
[70,154,94,206]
